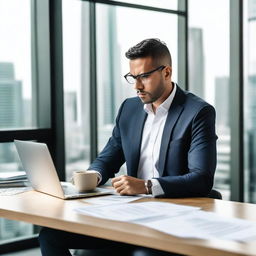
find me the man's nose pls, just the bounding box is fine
[133,79,144,91]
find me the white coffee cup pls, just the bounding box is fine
[72,170,98,192]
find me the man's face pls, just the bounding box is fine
[129,57,171,106]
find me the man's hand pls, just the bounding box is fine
[111,175,147,195]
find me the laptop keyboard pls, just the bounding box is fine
[60,182,114,198]
[62,185,80,196]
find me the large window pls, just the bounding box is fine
[244,0,256,203]
[0,0,51,246]
[189,0,231,199]
[0,0,34,244]
[63,0,186,180]
[62,0,91,181]
[96,4,179,151]
[0,0,33,130]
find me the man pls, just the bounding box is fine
[39,38,217,256]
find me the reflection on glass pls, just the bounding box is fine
[189,0,230,199]
[0,0,33,129]
[244,0,256,203]
[96,4,178,151]
[62,0,91,181]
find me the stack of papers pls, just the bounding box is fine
[82,194,152,205]
[75,201,200,223]
[0,171,28,188]
[74,200,256,242]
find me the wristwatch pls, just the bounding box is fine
[145,179,152,194]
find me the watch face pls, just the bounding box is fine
[147,180,152,188]
[147,180,152,194]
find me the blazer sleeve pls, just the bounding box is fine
[88,101,126,185]
[157,105,217,197]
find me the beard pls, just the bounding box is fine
[137,80,166,104]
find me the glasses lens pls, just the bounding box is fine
[126,75,135,84]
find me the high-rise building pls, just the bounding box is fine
[215,77,230,127]
[0,219,19,240]
[0,62,23,128]
[214,76,230,199]
[0,62,23,163]
[0,62,14,80]
[91,5,122,150]
[0,62,34,241]
[95,6,122,127]
[245,75,256,202]
[64,91,84,164]
[0,219,33,240]
[188,28,205,98]
[249,0,256,19]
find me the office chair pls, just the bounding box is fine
[208,189,222,199]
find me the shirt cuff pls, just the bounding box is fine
[87,170,102,185]
[151,178,165,197]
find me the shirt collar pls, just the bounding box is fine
[144,83,177,114]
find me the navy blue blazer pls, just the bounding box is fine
[89,85,217,198]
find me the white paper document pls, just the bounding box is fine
[82,194,152,205]
[139,210,256,242]
[0,187,32,196]
[74,201,256,242]
[75,201,200,222]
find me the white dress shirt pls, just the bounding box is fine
[137,84,177,197]
[92,84,177,197]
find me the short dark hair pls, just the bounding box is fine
[125,38,172,66]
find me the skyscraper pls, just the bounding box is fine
[92,5,122,150]
[214,76,230,199]
[215,77,230,127]
[0,62,23,128]
[246,0,256,202]
[246,75,256,202]
[0,63,33,241]
[0,62,23,163]
[188,28,205,98]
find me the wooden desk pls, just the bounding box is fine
[1,191,256,256]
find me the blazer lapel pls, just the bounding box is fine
[157,86,185,176]
[130,108,147,177]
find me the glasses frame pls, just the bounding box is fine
[124,65,166,84]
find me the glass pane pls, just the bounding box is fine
[244,0,256,203]
[96,4,179,152]
[0,143,21,172]
[0,0,33,129]
[111,0,181,11]
[189,0,230,199]
[62,0,91,181]
[0,142,34,242]
[0,219,34,243]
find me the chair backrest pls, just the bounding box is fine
[208,189,222,199]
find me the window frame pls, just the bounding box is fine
[0,0,65,250]
[85,0,188,160]
[0,0,189,252]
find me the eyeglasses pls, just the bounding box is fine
[124,65,166,84]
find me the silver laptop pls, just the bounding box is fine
[14,140,112,199]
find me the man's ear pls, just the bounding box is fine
[164,66,172,80]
